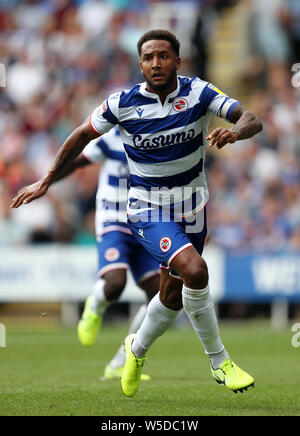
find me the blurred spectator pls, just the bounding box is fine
[279,0,300,64]
[72,209,96,245]
[0,180,29,245]
[14,0,49,32]
[288,227,300,251]
[190,2,216,80]
[190,0,237,80]
[77,0,114,37]
[6,54,47,105]
[242,0,291,88]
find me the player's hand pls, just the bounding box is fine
[206,128,239,149]
[10,179,49,208]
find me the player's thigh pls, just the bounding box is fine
[168,207,208,287]
[185,206,207,258]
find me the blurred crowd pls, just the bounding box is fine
[0,0,299,254]
[207,0,300,253]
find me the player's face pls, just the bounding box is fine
[139,40,181,93]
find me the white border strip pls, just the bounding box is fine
[98,263,129,277]
[167,243,193,266]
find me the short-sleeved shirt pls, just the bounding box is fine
[90,75,240,218]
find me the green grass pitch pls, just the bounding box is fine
[0,321,299,416]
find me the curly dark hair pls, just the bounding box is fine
[137,29,180,57]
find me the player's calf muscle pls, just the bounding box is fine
[159,273,183,310]
[160,287,183,311]
[139,275,160,302]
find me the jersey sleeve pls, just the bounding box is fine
[82,138,105,163]
[89,92,120,134]
[201,83,241,122]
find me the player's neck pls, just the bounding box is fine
[146,79,178,105]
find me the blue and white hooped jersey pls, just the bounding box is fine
[90,76,240,217]
[82,126,131,237]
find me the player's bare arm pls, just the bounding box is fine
[11,119,100,208]
[51,154,91,183]
[207,104,263,149]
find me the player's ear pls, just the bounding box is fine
[176,56,181,71]
[139,61,144,75]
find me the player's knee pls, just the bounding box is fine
[103,273,126,301]
[181,258,208,290]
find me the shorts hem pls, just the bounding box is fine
[98,263,129,277]
[137,269,160,284]
[167,243,193,266]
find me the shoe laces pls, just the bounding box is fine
[221,360,234,375]
[135,357,146,369]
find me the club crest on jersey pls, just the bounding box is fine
[159,237,172,252]
[172,97,188,112]
[104,247,120,262]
